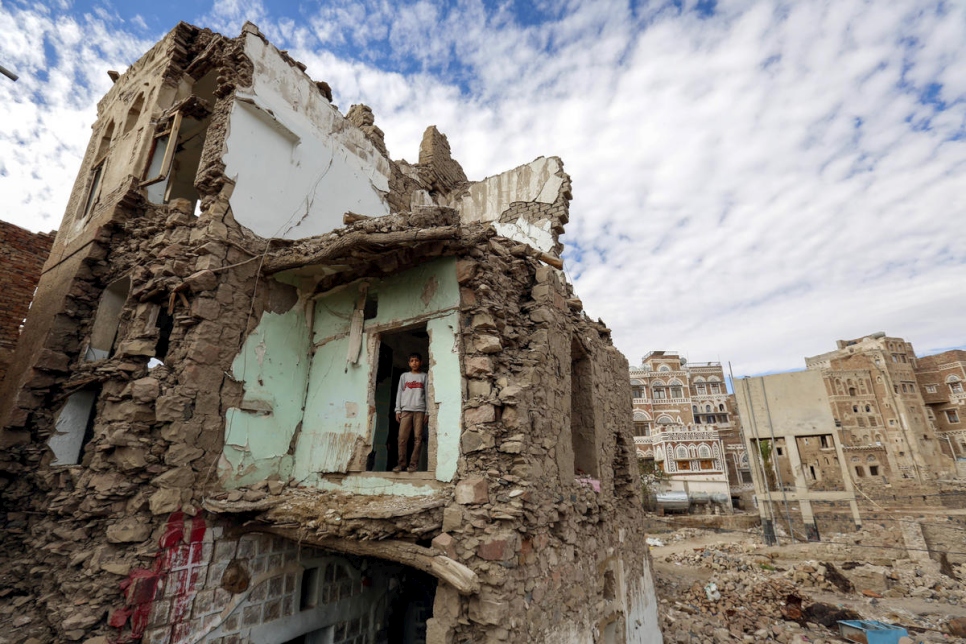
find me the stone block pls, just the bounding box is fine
[111,446,148,471]
[190,298,221,320]
[442,506,463,532]
[464,404,496,426]
[149,488,182,515]
[476,534,518,562]
[34,348,70,372]
[155,395,188,422]
[461,430,494,454]
[474,335,502,354]
[185,269,218,293]
[468,596,506,625]
[455,476,488,505]
[464,356,492,377]
[131,377,161,402]
[467,379,492,398]
[152,467,195,489]
[431,533,457,559]
[471,312,496,331]
[106,518,151,544]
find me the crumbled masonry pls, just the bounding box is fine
[0,21,662,644]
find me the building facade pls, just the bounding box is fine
[629,351,747,511]
[0,23,662,644]
[911,349,966,476]
[735,332,963,542]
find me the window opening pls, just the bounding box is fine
[855,466,865,477]
[869,465,879,476]
[79,161,105,222]
[300,566,321,610]
[154,306,174,363]
[48,387,99,466]
[367,325,430,473]
[570,338,598,478]
[124,93,144,135]
[142,74,216,211]
[85,276,131,361]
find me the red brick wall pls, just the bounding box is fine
[0,220,55,382]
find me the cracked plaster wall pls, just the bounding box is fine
[221,258,462,491]
[222,32,391,240]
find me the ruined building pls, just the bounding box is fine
[0,22,662,644]
[629,352,746,512]
[734,332,962,542]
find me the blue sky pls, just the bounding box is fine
[1,0,965,375]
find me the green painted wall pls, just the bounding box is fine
[222,258,463,492]
[220,306,312,487]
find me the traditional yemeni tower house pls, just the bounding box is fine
[629,351,746,511]
[0,22,662,644]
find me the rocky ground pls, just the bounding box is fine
[652,525,966,643]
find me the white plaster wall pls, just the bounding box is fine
[449,156,563,253]
[626,558,664,644]
[223,34,391,240]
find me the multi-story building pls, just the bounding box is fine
[805,333,950,484]
[0,22,663,644]
[914,349,966,476]
[734,332,962,542]
[629,351,748,510]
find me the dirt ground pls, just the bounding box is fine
[650,525,966,643]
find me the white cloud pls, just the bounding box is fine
[1,0,964,376]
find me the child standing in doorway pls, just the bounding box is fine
[394,352,427,472]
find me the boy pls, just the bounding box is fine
[394,352,427,472]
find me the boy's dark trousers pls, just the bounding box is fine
[397,411,425,470]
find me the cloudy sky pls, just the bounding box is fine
[1,0,964,376]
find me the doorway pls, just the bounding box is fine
[368,325,430,473]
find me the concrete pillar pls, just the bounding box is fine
[785,436,819,541]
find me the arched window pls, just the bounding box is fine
[947,376,964,394]
[124,92,145,134]
[692,405,698,414]
[657,414,674,425]
[718,403,725,412]
[705,405,712,413]
[865,404,871,412]
[698,444,712,459]
[675,445,688,460]
[852,405,859,412]
[659,365,671,372]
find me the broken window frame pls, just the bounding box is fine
[141,112,183,188]
[78,159,106,222]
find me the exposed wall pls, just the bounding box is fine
[0,222,54,385]
[447,156,569,255]
[223,31,391,239]
[0,20,662,644]
[220,258,462,491]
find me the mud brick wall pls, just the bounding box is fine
[0,221,54,383]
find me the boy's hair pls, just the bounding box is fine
[408,352,423,361]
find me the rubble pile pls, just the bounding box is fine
[654,532,966,643]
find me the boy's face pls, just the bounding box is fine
[409,356,422,372]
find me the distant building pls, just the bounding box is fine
[734,332,961,542]
[804,333,950,483]
[629,351,748,511]
[913,349,966,476]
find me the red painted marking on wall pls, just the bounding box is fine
[110,511,209,642]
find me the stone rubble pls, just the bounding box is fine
[653,528,966,643]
